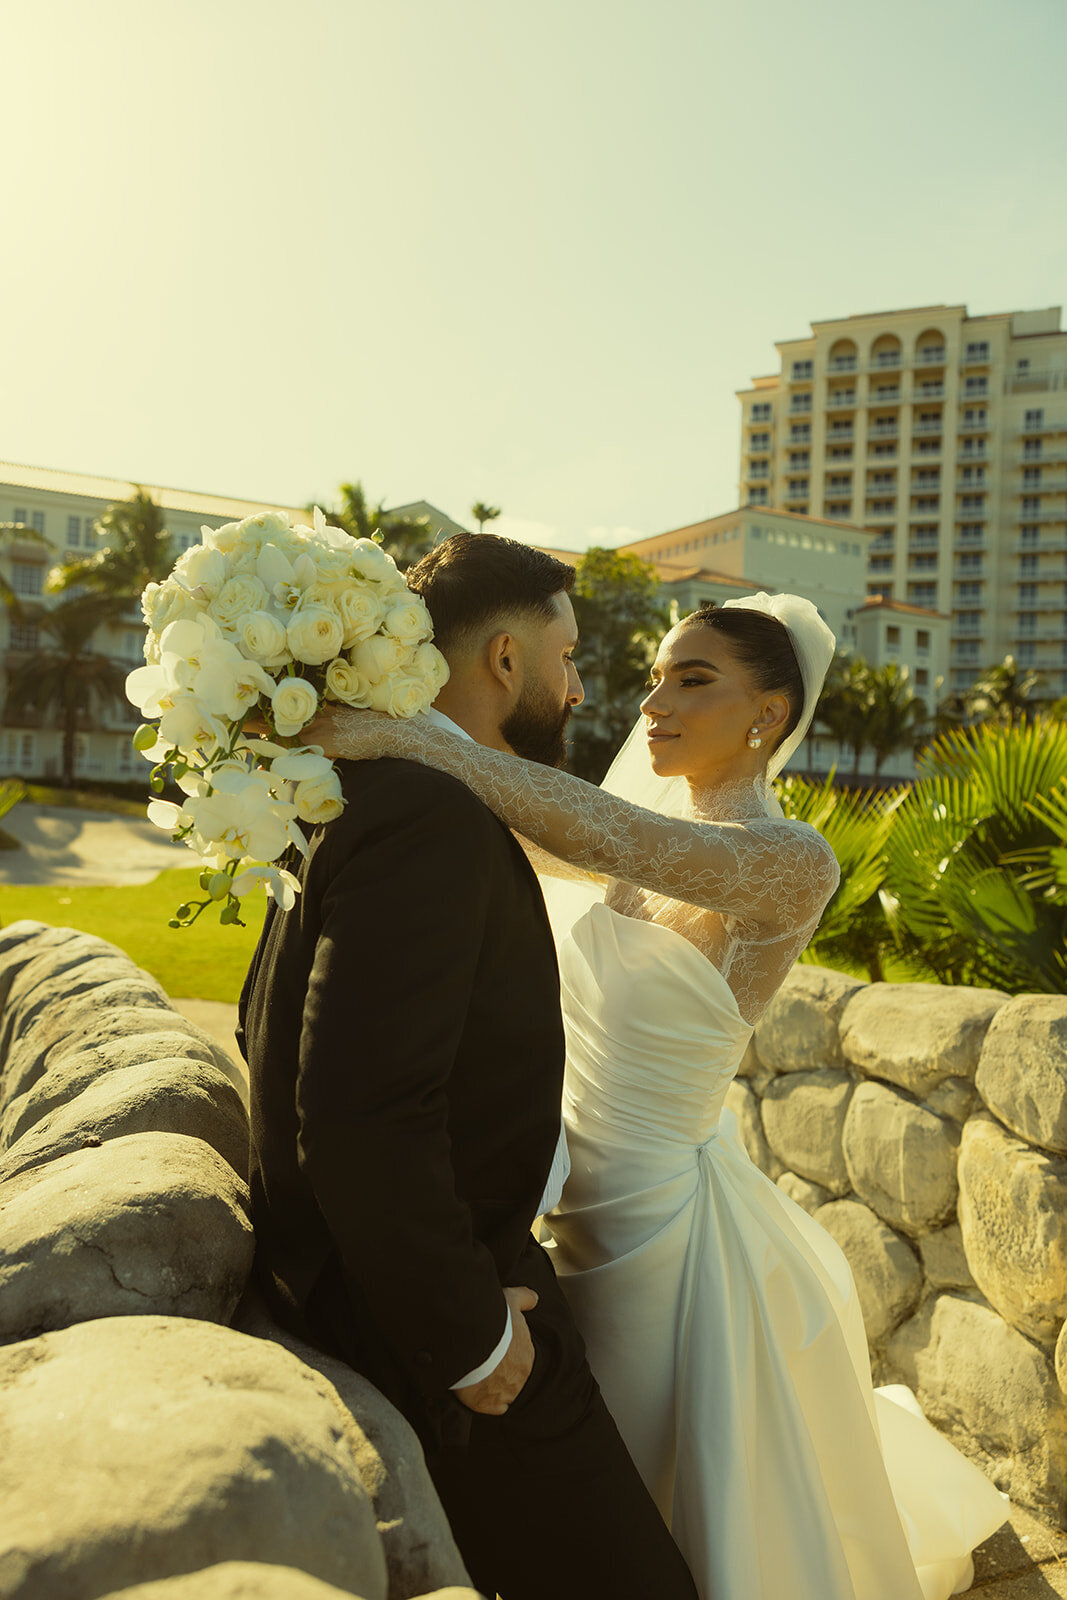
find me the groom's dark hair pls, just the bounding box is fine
[407,532,575,655]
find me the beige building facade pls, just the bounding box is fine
[0,462,309,784]
[737,304,1067,699]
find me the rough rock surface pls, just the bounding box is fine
[0,1131,253,1343]
[99,1565,376,1598]
[976,995,1067,1157]
[919,1223,975,1290]
[1057,1319,1067,1400]
[925,1077,980,1125]
[813,1199,922,1343]
[724,1080,783,1178]
[886,1292,1067,1522]
[0,1316,389,1600]
[957,1113,1067,1346]
[842,1081,960,1237]
[753,964,864,1074]
[234,1292,471,1600]
[840,983,1007,1099]
[761,1069,853,1194]
[0,1057,249,1185]
[775,1171,833,1215]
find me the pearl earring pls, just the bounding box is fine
[747,725,762,750]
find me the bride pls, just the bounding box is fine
[319,589,1007,1600]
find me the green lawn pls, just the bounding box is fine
[0,868,266,1003]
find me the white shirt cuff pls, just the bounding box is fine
[450,1304,513,1390]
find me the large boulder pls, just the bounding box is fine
[0,1315,388,1600]
[775,1171,833,1216]
[760,1069,853,1194]
[840,983,1007,1099]
[0,1132,253,1343]
[813,1199,922,1344]
[234,1292,471,1600]
[919,1223,975,1291]
[724,1080,782,1178]
[0,1057,249,1185]
[957,1113,1067,1346]
[753,965,864,1074]
[886,1292,1067,1522]
[99,1567,372,1599]
[842,1081,960,1237]
[976,995,1067,1156]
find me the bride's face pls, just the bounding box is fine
[640,623,786,781]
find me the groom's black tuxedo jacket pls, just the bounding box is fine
[238,755,565,1420]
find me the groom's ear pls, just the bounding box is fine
[486,630,521,697]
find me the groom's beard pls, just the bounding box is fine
[501,681,573,768]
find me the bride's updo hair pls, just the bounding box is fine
[680,603,805,746]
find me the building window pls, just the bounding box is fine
[790,423,811,442]
[1019,583,1037,604]
[965,341,990,361]
[30,511,45,534]
[916,630,931,650]
[915,469,941,484]
[13,507,26,524]
[1020,527,1039,547]
[1018,641,1036,664]
[909,584,938,605]
[914,496,940,512]
[1021,497,1041,516]
[828,446,853,460]
[910,554,938,571]
[959,495,984,511]
[9,621,40,650]
[962,409,987,429]
[1024,408,1045,431]
[957,581,982,600]
[964,378,988,396]
[790,394,813,413]
[916,668,930,688]
[1023,468,1042,487]
[886,626,901,647]
[791,360,813,379]
[751,403,772,423]
[960,468,986,484]
[10,562,43,596]
[958,553,983,572]
[748,487,769,505]
[956,612,981,629]
[867,583,894,599]
[1020,554,1038,575]
[789,451,810,468]
[828,475,852,491]
[870,442,897,458]
[66,515,81,546]
[869,555,894,572]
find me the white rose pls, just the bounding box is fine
[199,520,243,555]
[286,603,345,666]
[142,580,203,635]
[411,640,450,692]
[335,584,383,648]
[352,633,408,683]
[324,655,374,706]
[271,676,320,738]
[293,770,345,825]
[208,574,270,635]
[174,543,229,596]
[238,609,290,667]
[366,669,434,718]
[382,596,433,646]
[349,538,398,583]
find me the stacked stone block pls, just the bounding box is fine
[728,965,1067,1525]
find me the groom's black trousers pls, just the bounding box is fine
[308,1237,698,1600]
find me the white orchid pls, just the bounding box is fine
[229,861,302,909]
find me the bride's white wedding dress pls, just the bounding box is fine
[545,898,1007,1600]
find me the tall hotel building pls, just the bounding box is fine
[736,305,1067,697]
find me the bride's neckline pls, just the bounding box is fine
[686,774,773,824]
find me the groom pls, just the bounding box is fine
[239,533,697,1600]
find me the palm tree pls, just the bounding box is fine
[471,501,502,535]
[966,654,1044,728]
[866,662,928,777]
[317,481,436,572]
[48,487,174,604]
[813,653,874,777]
[3,593,131,789]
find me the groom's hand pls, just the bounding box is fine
[454,1285,539,1417]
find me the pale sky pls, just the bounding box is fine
[1,0,1064,550]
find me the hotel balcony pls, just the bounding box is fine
[869,422,900,439]
[826,427,854,443]
[783,488,809,504]
[1016,475,1067,494]
[870,352,903,370]
[961,349,991,367]
[1017,539,1067,555]
[828,357,858,373]
[1017,508,1067,524]
[1022,447,1067,464]
[959,416,990,433]
[1020,418,1067,437]
[826,394,857,410]
[867,389,902,405]
[914,384,947,401]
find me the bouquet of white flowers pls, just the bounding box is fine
[126,507,448,927]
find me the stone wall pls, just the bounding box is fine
[0,920,476,1600]
[730,964,1067,1526]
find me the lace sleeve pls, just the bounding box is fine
[332,713,840,931]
